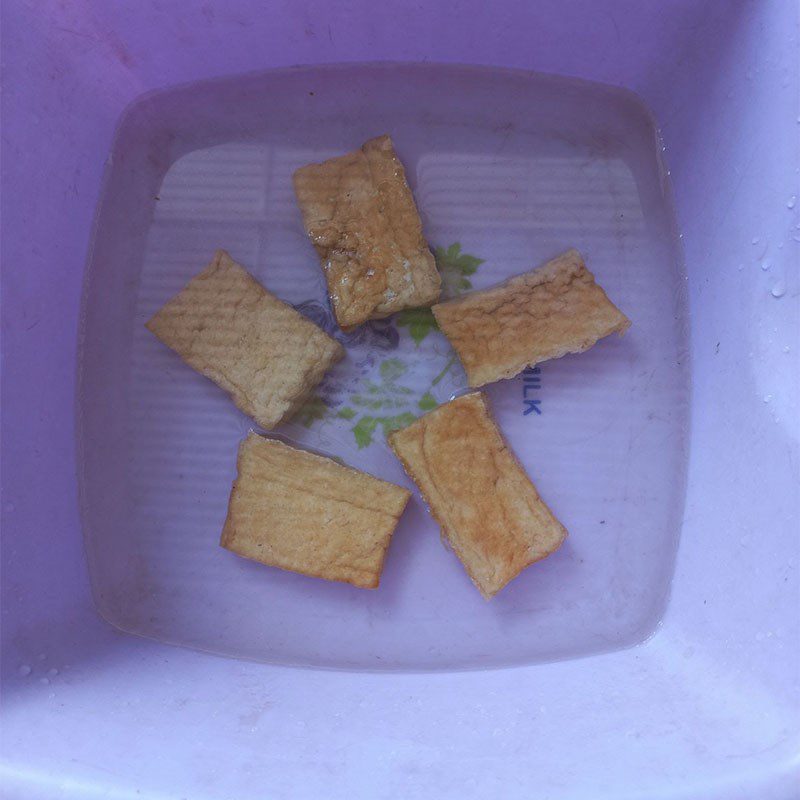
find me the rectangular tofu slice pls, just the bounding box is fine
[293,135,441,329]
[146,250,344,430]
[221,433,411,589]
[432,249,630,387]
[388,392,566,599]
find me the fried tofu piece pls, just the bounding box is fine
[293,135,441,329]
[432,249,630,387]
[221,433,411,589]
[389,392,566,599]
[146,250,344,430]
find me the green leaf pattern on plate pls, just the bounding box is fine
[395,242,484,347]
[347,358,424,448]
[435,242,484,301]
[296,394,329,428]
[395,306,439,345]
[418,391,438,412]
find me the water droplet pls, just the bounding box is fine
[39,677,50,686]
[783,345,791,353]
[771,281,786,298]
[788,196,797,209]
[763,394,772,403]
[751,237,760,245]
[47,668,59,678]
[37,653,46,661]
[761,260,770,271]
[18,664,31,677]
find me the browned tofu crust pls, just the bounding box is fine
[146,250,344,429]
[293,135,441,329]
[221,433,411,589]
[389,392,567,599]
[389,392,566,598]
[432,249,630,387]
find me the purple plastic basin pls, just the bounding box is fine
[2,2,798,799]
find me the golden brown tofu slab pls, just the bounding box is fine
[432,249,630,387]
[221,433,411,589]
[146,250,344,429]
[389,392,566,599]
[293,135,441,329]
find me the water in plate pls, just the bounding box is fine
[79,64,690,669]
